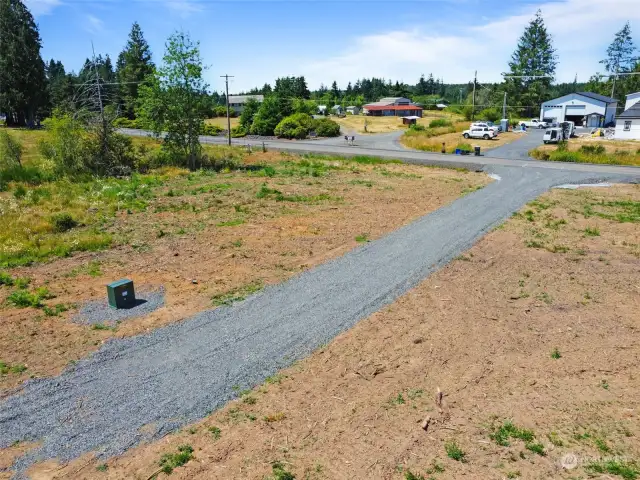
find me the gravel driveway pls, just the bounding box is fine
[485,128,546,160]
[1,165,635,478]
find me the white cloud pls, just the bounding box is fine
[301,0,640,88]
[165,0,203,18]
[24,0,61,16]
[84,14,104,35]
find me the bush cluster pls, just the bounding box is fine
[428,118,452,128]
[274,113,340,139]
[201,124,223,136]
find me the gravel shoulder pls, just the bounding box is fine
[0,166,636,478]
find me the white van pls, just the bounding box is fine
[543,128,564,144]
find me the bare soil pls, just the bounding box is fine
[0,153,487,395]
[22,184,640,480]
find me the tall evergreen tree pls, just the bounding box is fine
[330,81,340,100]
[46,59,74,113]
[504,10,557,116]
[0,0,48,126]
[116,22,154,119]
[601,22,637,74]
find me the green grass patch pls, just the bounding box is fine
[216,219,245,227]
[0,361,27,375]
[551,348,562,359]
[211,280,264,306]
[584,226,600,236]
[355,233,369,243]
[490,420,535,447]
[158,444,194,475]
[525,442,546,456]
[6,287,54,308]
[444,440,466,462]
[208,426,221,440]
[586,460,639,479]
[269,461,296,480]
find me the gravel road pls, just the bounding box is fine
[0,165,636,478]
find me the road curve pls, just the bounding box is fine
[119,128,640,177]
[1,165,636,478]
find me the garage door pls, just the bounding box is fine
[542,107,558,122]
[565,105,585,125]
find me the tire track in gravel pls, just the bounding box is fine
[0,165,636,478]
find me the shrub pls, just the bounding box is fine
[429,118,452,128]
[158,445,194,475]
[478,107,501,122]
[231,126,247,138]
[409,123,426,131]
[313,118,340,137]
[214,106,228,117]
[51,213,78,232]
[0,130,23,166]
[112,117,145,129]
[548,150,582,163]
[275,113,314,139]
[579,144,606,155]
[201,124,223,136]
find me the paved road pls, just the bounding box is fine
[485,128,545,160]
[1,164,637,478]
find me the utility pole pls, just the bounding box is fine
[471,70,477,121]
[611,66,618,99]
[221,74,234,146]
[91,42,108,163]
[502,91,507,120]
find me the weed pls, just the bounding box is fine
[425,461,445,474]
[551,348,562,359]
[208,426,221,440]
[601,379,610,390]
[158,444,194,475]
[355,233,370,243]
[525,240,544,249]
[490,421,535,447]
[265,373,285,384]
[231,239,243,248]
[547,432,563,447]
[506,471,521,479]
[43,303,69,317]
[91,323,114,331]
[242,395,257,405]
[51,213,78,233]
[216,219,244,227]
[256,184,282,199]
[584,226,600,236]
[407,389,424,400]
[269,461,296,480]
[586,460,639,479]
[524,210,535,222]
[404,471,426,480]
[547,244,570,253]
[445,441,466,462]
[96,464,108,472]
[0,362,27,375]
[264,412,286,423]
[525,442,546,456]
[211,280,264,306]
[537,292,553,305]
[584,292,592,300]
[594,437,610,453]
[87,261,102,277]
[349,179,374,187]
[0,271,14,286]
[455,254,471,261]
[7,287,53,308]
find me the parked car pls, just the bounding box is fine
[519,119,549,129]
[543,127,564,144]
[470,122,500,133]
[462,127,497,140]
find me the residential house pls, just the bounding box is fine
[615,91,640,140]
[228,95,264,114]
[346,106,360,115]
[362,97,423,117]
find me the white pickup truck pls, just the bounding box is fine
[519,119,549,129]
[462,126,497,140]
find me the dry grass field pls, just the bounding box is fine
[0,149,489,395]
[333,112,462,135]
[530,136,640,166]
[21,183,640,480]
[204,117,240,129]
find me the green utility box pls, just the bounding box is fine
[106,279,136,309]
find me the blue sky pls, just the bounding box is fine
[27,0,640,94]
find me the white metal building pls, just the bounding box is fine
[228,95,264,114]
[615,91,640,140]
[539,92,618,127]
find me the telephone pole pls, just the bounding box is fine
[221,74,234,146]
[471,70,477,121]
[502,91,507,120]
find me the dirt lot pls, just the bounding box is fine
[0,153,488,395]
[333,113,461,135]
[16,183,639,480]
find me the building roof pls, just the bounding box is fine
[364,105,423,111]
[576,91,617,104]
[618,102,640,119]
[401,116,421,120]
[228,95,264,104]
